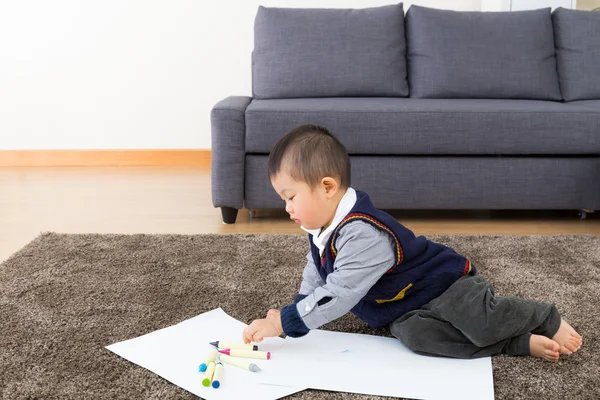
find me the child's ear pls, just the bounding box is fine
[321,177,339,197]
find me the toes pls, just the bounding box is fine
[564,322,582,339]
[544,340,561,361]
[564,341,579,353]
[560,346,573,355]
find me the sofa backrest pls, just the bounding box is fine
[552,7,600,101]
[405,5,561,100]
[251,3,409,99]
[251,4,599,102]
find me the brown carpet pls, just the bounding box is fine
[1,233,599,400]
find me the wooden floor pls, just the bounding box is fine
[1,166,599,262]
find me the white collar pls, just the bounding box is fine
[301,187,357,256]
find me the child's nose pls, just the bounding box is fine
[285,202,293,214]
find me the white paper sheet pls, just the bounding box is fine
[105,308,304,400]
[259,329,495,400]
[106,308,494,400]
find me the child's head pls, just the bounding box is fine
[267,124,351,230]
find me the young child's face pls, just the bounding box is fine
[271,171,337,230]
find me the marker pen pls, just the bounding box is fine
[218,348,270,360]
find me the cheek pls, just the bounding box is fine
[294,199,304,214]
[296,199,310,216]
[304,199,320,218]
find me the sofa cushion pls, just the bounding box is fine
[245,98,600,155]
[246,155,600,210]
[552,8,600,101]
[568,100,600,111]
[252,4,408,99]
[405,5,562,100]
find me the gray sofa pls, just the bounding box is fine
[211,4,600,224]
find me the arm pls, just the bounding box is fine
[280,221,397,337]
[293,252,325,304]
[210,96,252,210]
[242,251,325,343]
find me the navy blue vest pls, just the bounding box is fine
[308,190,476,328]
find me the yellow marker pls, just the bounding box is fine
[219,353,261,372]
[199,349,218,372]
[211,362,223,388]
[201,361,216,387]
[210,341,258,350]
[218,348,270,360]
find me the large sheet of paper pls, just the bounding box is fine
[106,308,494,400]
[260,329,495,400]
[106,308,304,400]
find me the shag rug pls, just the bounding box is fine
[1,233,599,400]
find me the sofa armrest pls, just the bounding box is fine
[211,96,253,209]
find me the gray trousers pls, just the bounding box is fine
[390,275,561,358]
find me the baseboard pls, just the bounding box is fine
[0,150,211,167]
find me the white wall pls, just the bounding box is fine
[480,0,511,10]
[510,0,574,10]
[0,1,482,151]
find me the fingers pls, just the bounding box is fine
[243,316,279,344]
[243,320,267,344]
[243,324,258,344]
[254,331,264,343]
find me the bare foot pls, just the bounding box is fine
[552,319,583,355]
[530,334,560,362]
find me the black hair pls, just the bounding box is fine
[267,124,351,190]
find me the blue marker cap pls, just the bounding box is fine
[199,363,207,372]
[212,380,220,389]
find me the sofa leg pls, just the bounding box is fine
[221,207,238,224]
[579,209,595,220]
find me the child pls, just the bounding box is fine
[242,124,582,361]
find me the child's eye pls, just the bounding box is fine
[289,196,295,201]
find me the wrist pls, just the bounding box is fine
[280,303,310,338]
[267,312,283,336]
[275,316,283,336]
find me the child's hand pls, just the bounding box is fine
[266,309,280,320]
[243,309,283,344]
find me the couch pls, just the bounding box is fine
[211,4,600,224]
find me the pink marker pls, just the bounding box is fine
[218,348,271,360]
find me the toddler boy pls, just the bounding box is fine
[242,125,582,361]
